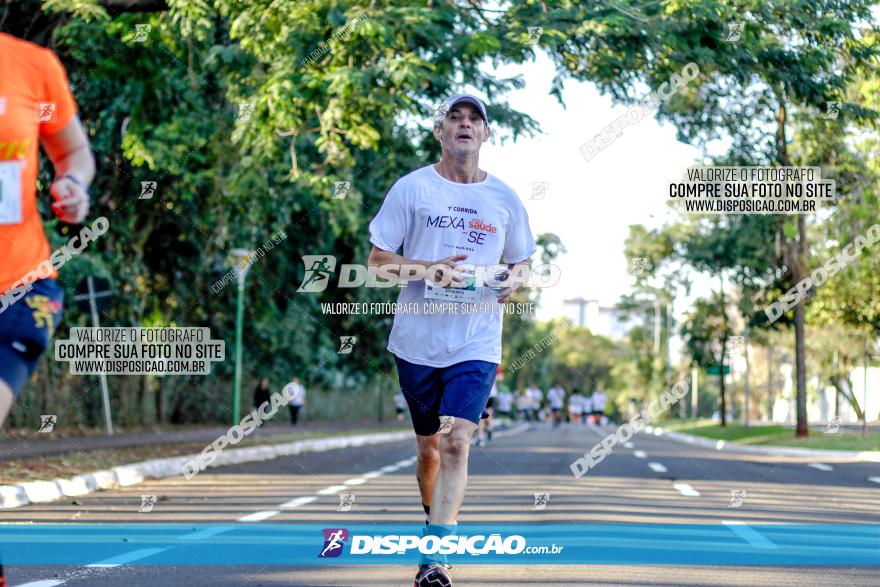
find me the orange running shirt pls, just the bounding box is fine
[0,32,78,293]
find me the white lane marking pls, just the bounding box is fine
[281,496,317,508]
[238,510,280,522]
[362,470,384,479]
[648,462,667,473]
[317,485,348,495]
[343,478,367,486]
[491,422,531,438]
[808,463,833,471]
[380,465,400,473]
[17,581,66,587]
[623,442,634,449]
[86,548,166,568]
[633,450,647,459]
[180,526,234,540]
[868,476,880,484]
[397,457,417,467]
[722,521,778,550]
[672,483,700,497]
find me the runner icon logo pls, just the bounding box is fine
[140,181,157,199]
[139,495,157,513]
[530,181,548,200]
[338,336,357,354]
[134,24,151,42]
[628,257,648,276]
[438,416,455,434]
[532,492,550,511]
[38,415,57,433]
[338,494,355,512]
[728,489,746,508]
[333,181,350,200]
[726,336,745,356]
[825,101,841,120]
[319,528,349,558]
[824,416,840,434]
[36,102,56,122]
[525,27,543,45]
[725,22,743,42]
[297,255,338,292]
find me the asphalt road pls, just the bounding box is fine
[3,422,880,586]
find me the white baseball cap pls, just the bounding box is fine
[433,93,489,126]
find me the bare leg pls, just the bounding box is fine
[0,380,13,429]
[415,434,441,509]
[430,418,477,525]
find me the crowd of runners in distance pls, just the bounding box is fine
[394,382,610,435]
[492,383,610,427]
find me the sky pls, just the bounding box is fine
[473,48,704,324]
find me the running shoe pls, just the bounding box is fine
[414,563,452,587]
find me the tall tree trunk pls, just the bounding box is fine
[776,97,809,437]
[719,350,727,427]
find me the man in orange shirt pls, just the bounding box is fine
[0,32,95,424]
[0,31,96,587]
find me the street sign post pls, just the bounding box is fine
[73,277,114,435]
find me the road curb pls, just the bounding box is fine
[0,430,413,510]
[654,427,880,461]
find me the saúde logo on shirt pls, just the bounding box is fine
[425,205,497,246]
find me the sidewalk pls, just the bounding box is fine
[0,420,408,461]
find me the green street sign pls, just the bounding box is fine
[707,365,731,375]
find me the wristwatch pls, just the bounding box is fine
[61,174,91,195]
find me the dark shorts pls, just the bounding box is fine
[591,410,605,416]
[486,396,495,409]
[0,278,64,397]
[394,356,498,436]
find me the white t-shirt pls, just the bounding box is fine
[547,386,565,409]
[369,164,536,367]
[528,387,543,409]
[569,394,584,414]
[592,391,607,411]
[285,382,305,406]
[497,390,514,412]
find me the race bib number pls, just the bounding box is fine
[424,267,481,303]
[0,160,23,225]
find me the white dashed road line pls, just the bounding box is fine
[672,483,699,497]
[808,463,833,471]
[722,521,778,550]
[238,510,280,522]
[647,462,667,473]
[281,496,318,508]
[180,526,234,540]
[317,484,348,495]
[633,450,647,459]
[868,476,880,484]
[623,442,634,449]
[86,548,167,568]
[17,581,66,587]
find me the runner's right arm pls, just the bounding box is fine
[367,246,466,286]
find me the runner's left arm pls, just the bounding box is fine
[41,117,95,224]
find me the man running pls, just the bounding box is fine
[368,93,535,587]
[547,382,565,428]
[0,32,95,586]
[592,387,608,425]
[495,386,514,421]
